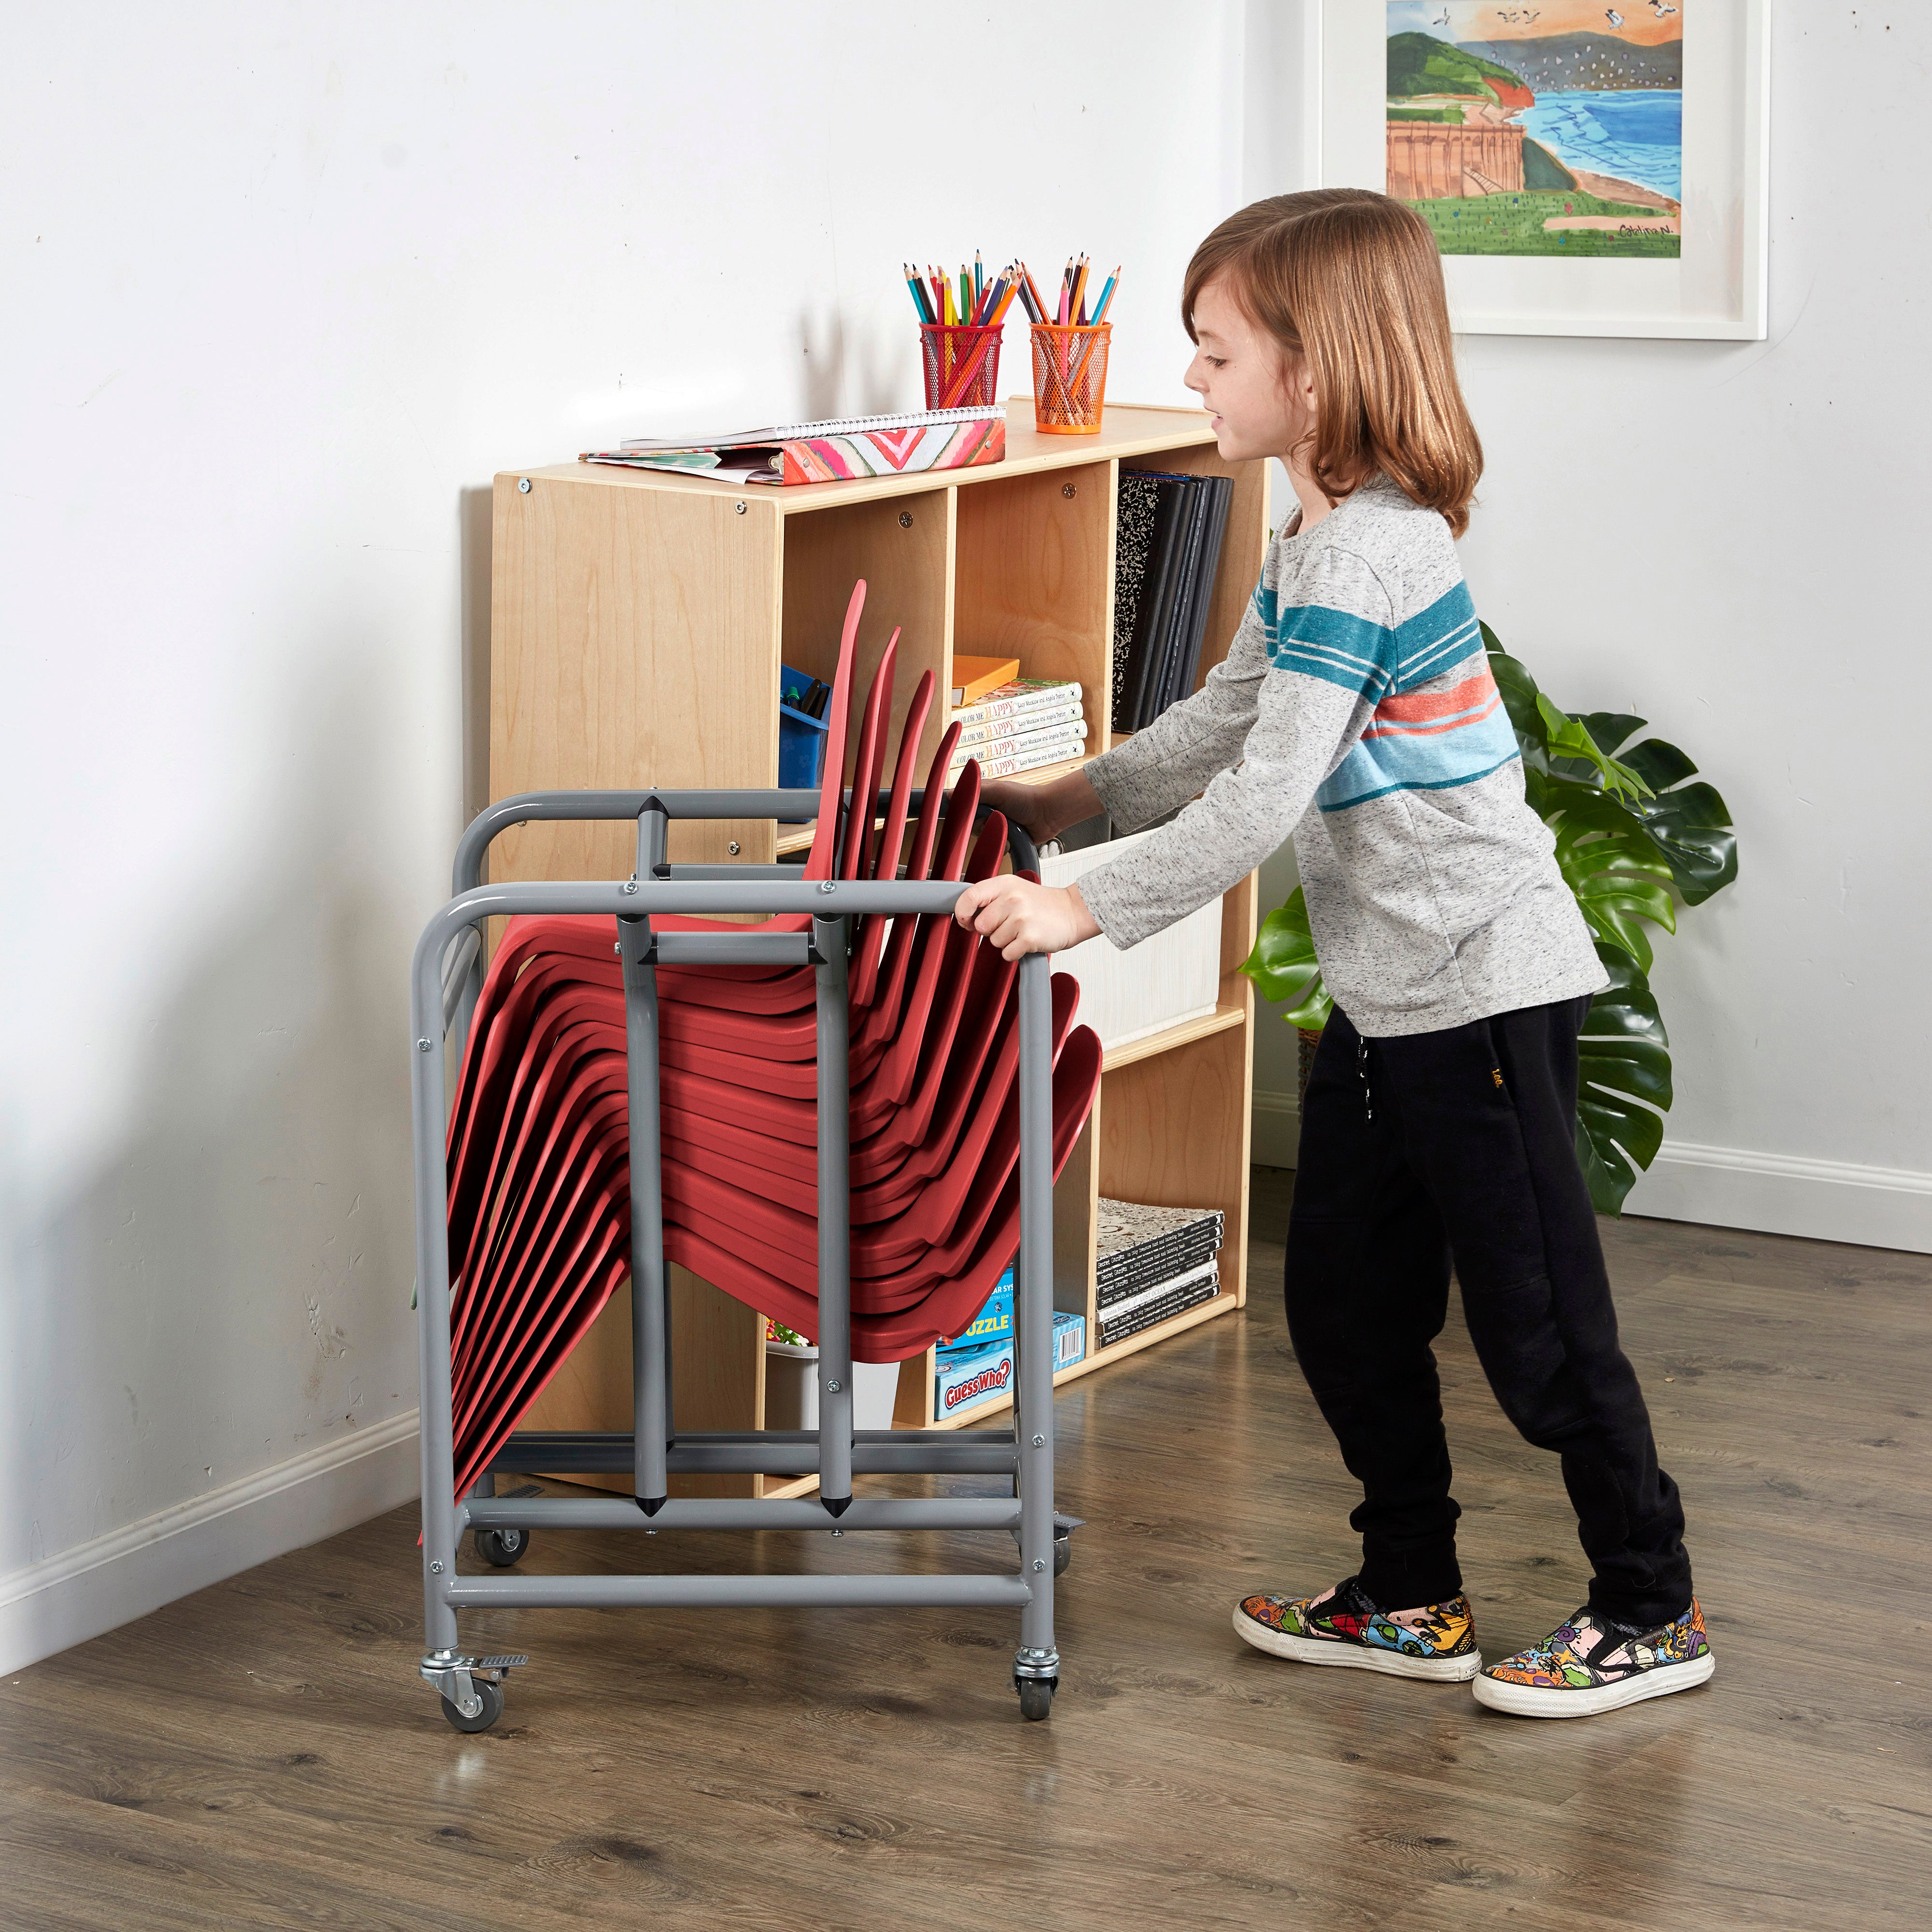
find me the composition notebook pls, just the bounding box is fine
[1111,471,1233,733]
[582,406,1006,486]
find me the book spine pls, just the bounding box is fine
[953,734,1088,781]
[952,706,1087,753]
[1098,1274,1220,1350]
[951,719,1088,767]
[966,719,1090,761]
[951,681,1082,729]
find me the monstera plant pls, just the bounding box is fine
[1240,625,1738,1214]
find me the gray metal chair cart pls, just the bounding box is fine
[409,786,1069,1732]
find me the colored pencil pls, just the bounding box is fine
[1091,266,1121,324]
[974,250,984,306]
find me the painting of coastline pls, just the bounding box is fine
[1385,2,1683,259]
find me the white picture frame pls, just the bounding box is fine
[1318,0,1770,339]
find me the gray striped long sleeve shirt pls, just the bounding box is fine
[1077,476,1605,1038]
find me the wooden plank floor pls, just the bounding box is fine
[4,1172,1928,1931]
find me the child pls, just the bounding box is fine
[953,189,1713,1719]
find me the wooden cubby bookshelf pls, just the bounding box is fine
[488,403,1265,1496]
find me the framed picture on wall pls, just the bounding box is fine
[1319,0,1770,339]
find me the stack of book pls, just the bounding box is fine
[948,677,1087,781]
[1110,471,1234,735]
[1095,1197,1224,1350]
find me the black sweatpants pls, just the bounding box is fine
[1284,996,1691,1629]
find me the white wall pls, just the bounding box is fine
[0,0,1246,1670]
[1246,4,1932,1256]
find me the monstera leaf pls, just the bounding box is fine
[1243,623,1738,1217]
[1577,712,1738,906]
[1541,776,1678,972]
[1239,886,1331,1029]
[1575,947,1674,1214]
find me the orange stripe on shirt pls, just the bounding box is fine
[1372,670,1498,724]
[1363,689,1501,741]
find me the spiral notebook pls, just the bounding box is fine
[583,406,1006,486]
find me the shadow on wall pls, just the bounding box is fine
[798,307,918,422]
[3,677,434,1585]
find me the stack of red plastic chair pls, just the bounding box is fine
[441,582,1103,1498]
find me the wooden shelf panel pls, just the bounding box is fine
[1100,1016,1251,1309]
[1101,1000,1246,1074]
[510,404,1218,517]
[953,460,1113,724]
[781,489,953,780]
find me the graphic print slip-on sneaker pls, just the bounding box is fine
[1472,1600,1715,1718]
[1233,1575,1482,1682]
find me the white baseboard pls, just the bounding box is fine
[1251,1088,1300,1170]
[1250,1095,1932,1255]
[0,1409,421,1676]
[1625,1141,1932,1254]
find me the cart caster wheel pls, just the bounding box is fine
[1053,1532,1071,1577]
[440,1679,503,1733]
[1016,1676,1056,1722]
[475,1526,528,1568]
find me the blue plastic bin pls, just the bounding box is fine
[778,663,830,810]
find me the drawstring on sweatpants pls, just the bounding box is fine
[1356,1035,1374,1123]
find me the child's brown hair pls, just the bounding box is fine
[1184,189,1482,537]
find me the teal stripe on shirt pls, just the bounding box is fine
[1253,582,1400,698]
[1392,582,1481,690]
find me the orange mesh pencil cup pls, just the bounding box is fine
[921,324,1004,410]
[1030,322,1110,434]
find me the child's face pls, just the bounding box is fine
[1185,275,1315,468]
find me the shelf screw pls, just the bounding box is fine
[1032,1434,1044,1447]
[416,1038,432,1053]
[818,880,836,894]
[622,878,639,895]
[826,1379,841,1393]
[898,511,914,527]
[517,477,531,494]
[1032,1559,1046,1572]
[614,942,622,955]
[430,1560,444,1574]
[1062,483,1077,498]
[727,840,740,855]
[831,1527,845,1537]
[734,500,748,515]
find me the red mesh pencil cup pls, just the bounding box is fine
[1030,322,1111,434]
[921,324,1004,411]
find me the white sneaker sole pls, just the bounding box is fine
[1232,1605,1483,1681]
[1472,1651,1716,1718]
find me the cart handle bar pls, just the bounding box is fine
[455,786,1039,896]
